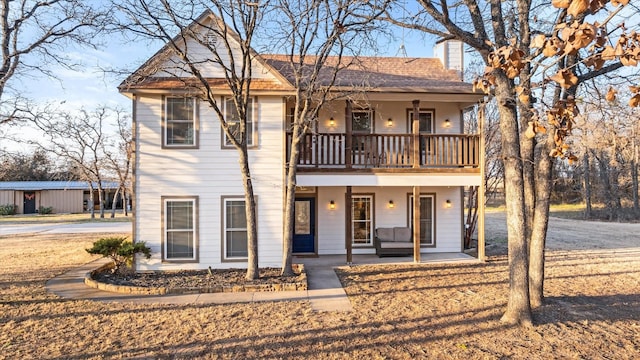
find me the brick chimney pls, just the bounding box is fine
[433,39,464,80]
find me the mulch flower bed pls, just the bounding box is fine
[88,265,307,294]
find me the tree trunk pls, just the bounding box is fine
[88,184,95,219]
[632,141,639,214]
[238,148,259,280]
[529,131,554,308]
[98,186,105,218]
[583,152,592,219]
[281,125,303,276]
[110,187,120,218]
[611,166,622,221]
[122,187,129,217]
[597,154,614,220]
[494,74,532,326]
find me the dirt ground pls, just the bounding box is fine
[1,213,639,359]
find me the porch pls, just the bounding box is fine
[286,132,480,171]
[296,252,478,266]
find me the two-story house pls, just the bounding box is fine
[119,13,485,271]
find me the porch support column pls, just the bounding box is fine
[345,100,353,169]
[345,186,353,264]
[412,100,420,169]
[413,185,421,263]
[478,105,486,261]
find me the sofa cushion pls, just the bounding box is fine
[393,227,412,242]
[378,241,414,249]
[376,228,394,242]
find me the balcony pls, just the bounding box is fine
[286,132,480,172]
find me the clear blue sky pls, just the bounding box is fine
[24,29,434,113]
[5,23,436,151]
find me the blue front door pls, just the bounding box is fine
[293,198,315,253]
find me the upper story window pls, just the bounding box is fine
[205,30,218,46]
[407,109,434,134]
[223,97,255,148]
[164,97,198,148]
[352,109,373,134]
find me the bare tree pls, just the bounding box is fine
[103,109,133,218]
[574,85,640,221]
[380,0,640,325]
[463,101,502,249]
[0,149,77,181]
[0,0,108,123]
[264,0,388,276]
[116,1,265,280]
[33,107,112,218]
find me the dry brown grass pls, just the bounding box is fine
[1,222,639,359]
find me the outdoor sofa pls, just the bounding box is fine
[374,227,413,257]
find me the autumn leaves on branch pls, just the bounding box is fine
[472,0,638,163]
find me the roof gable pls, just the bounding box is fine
[119,10,292,93]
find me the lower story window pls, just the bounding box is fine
[223,197,248,259]
[352,195,373,246]
[409,195,435,246]
[163,197,198,261]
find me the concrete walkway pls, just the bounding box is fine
[46,253,478,312]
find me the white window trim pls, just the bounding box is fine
[222,197,249,260]
[352,195,374,247]
[409,194,435,246]
[164,97,198,147]
[163,197,198,261]
[223,97,256,147]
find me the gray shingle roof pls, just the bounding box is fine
[0,181,120,191]
[260,55,477,94]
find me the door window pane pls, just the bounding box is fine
[409,195,434,245]
[295,201,311,235]
[352,196,373,245]
[408,110,433,134]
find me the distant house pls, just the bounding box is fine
[119,11,485,271]
[0,181,120,214]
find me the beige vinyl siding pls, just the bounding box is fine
[39,190,83,213]
[0,190,14,206]
[15,190,23,214]
[134,94,284,271]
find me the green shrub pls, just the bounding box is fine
[38,206,53,215]
[0,204,16,215]
[86,236,151,274]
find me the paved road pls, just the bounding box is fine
[0,222,131,236]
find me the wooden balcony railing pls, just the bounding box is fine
[285,132,480,170]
